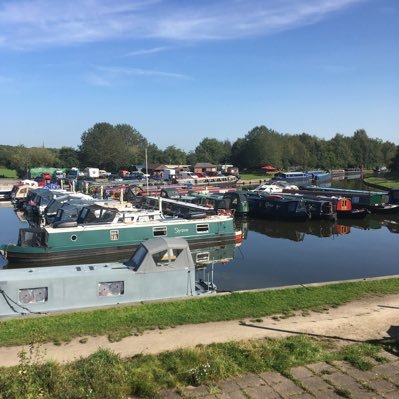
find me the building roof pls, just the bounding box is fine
[194,163,216,168]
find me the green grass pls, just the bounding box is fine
[2,277,399,347]
[239,172,269,181]
[364,174,399,189]
[0,168,17,179]
[0,336,387,399]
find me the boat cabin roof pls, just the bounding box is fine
[124,237,195,272]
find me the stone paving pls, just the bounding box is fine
[161,350,399,398]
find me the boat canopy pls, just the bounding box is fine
[17,228,47,247]
[124,237,194,272]
[76,204,119,224]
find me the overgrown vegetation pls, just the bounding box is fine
[0,336,387,399]
[1,277,399,347]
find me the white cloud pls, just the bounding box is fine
[96,65,190,79]
[86,65,191,86]
[0,0,367,49]
[124,46,169,57]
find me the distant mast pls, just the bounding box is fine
[145,147,149,195]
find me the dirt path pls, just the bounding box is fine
[1,293,398,367]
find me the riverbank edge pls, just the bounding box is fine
[363,175,399,191]
[1,274,399,348]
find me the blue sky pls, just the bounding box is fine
[0,0,398,151]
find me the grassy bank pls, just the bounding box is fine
[1,277,399,347]
[239,172,268,181]
[0,168,17,179]
[363,174,399,189]
[0,335,393,399]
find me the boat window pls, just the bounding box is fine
[196,252,210,263]
[196,224,209,233]
[19,287,48,304]
[125,245,148,269]
[110,230,119,241]
[153,248,183,266]
[98,281,124,296]
[153,226,167,236]
[18,229,46,247]
[79,207,116,224]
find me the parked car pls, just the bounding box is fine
[99,170,111,178]
[119,170,130,177]
[53,170,65,179]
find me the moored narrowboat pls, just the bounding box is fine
[0,237,216,318]
[271,171,312,186]
[299,186,399,214]
[246,193,310,222]
[0,201,240,265]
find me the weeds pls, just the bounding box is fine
[0,336,388,399]
[335,387,352,398]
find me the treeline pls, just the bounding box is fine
[0,123,398,176]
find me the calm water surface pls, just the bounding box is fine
[1,179,398,291]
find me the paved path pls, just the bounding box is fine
[162,350,399,398]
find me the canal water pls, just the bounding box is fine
[0,179,398,292]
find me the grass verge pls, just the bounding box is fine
[0,168,17,179]
[1,277,399,347]
[0,335,388,399]
[363,174,399,189]
[239,172,269,181]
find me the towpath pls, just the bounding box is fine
[0,292,398,368]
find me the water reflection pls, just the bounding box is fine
[246,219,346,242]
[241,213,399,242]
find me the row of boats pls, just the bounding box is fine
[0,176,398,318]
[1,179,399,265]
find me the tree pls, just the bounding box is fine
[8,146,57,178]
[160,146,188,165]
[330,134,354,168]
[57,147,80,168]
[29,147,58,167]
[230,126,283,169]
[380,141,396,167]
[350,129,372,168]
[390,146,399,173]
[194,138,231,164]
[79,123,148,171]
[9,145,31,178]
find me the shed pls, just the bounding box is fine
[194,163,217,175]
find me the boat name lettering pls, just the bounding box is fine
[174,227,189,234]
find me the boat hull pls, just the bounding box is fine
[1,216,238,265]
[3,235,237,265]
[247,195,310,222]
[337,208,369,219]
